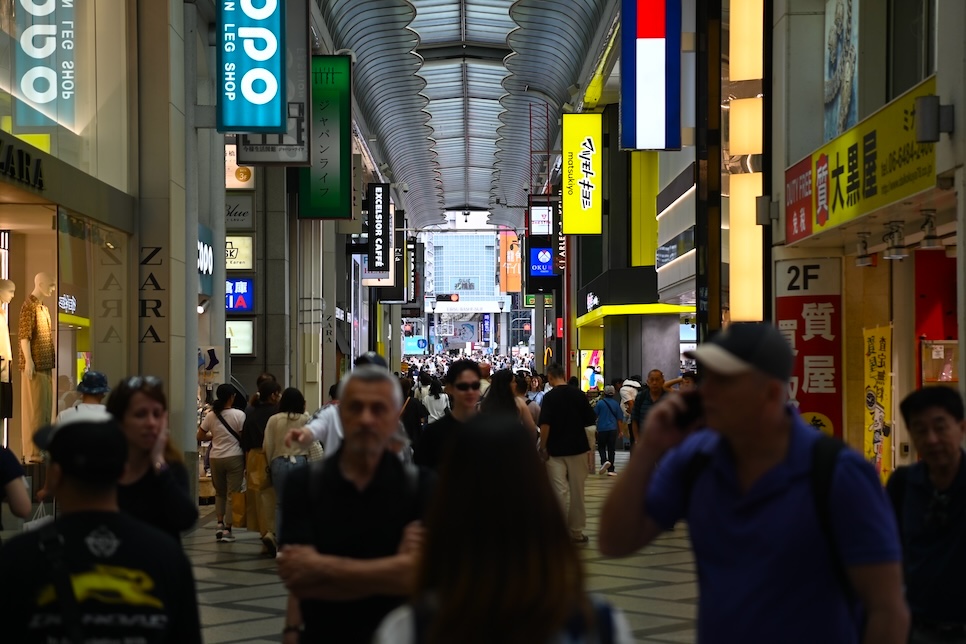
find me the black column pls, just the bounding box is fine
[694,0,723,342]
[604,105,630,271]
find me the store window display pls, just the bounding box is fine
[19,272,56,463]
[0,279,14,420]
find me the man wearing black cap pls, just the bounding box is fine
[0,412,202,642]
[599,322,909,643]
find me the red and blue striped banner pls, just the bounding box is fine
[621,0,681,150]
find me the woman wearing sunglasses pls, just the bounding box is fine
[414,359,481,472]
[106,376,199,542]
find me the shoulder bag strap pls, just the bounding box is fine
[213,411,244,446]
[400,398,410,418]
[38,523,84,644]
[810,434,854,603]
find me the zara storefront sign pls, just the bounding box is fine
[0,135,45,190]
[15,0,76,130]
[217,0,287,133]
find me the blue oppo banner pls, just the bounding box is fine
[217,0,287,133]
[14,0,76,131]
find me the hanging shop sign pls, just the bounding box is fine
[366,183,391,276]
[225,144,256,190]
[562,113,602,234]
[524,293,554,308]
[863,325,893,484]
[226,235,254,270]
[58,293,77,315]
[785,76,937,245]
[482,314,492,342]
[529,204,552,236]
[620,0,682,150]
[529,248,554,278]
[226,277,254,313]
[555,207,567,271]
[225,191,254,230]
[499,231,522,293]
[14,0,76,131]
[774,258,843,439]
[197,224,214,296]
[298,55,352,218]
[217,0,287,132]
[226,319,255,356]
[238,0,311,164]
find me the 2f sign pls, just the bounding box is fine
[776,259,841,298]
[217,0,286,132]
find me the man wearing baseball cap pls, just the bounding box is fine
[56,370,110,423]
[599,323,909,642]
[0,411,201,642]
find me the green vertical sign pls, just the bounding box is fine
[299,55,352,219]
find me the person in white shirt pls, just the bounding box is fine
[55,370,110,423]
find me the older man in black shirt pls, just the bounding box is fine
[539,363,597,544]
[278,364,435,644]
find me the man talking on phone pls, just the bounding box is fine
[599,323,909,643]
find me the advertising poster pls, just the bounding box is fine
[580,350,604,391]
[863,326,893,483]
[775,258,843,437]
[499,232,522,293]
[824,0,858,141]
[454,322,478,344]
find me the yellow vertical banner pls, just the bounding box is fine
[863,326,893,483]
[562,113,603,234]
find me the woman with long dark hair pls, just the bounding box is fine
[264,387,311,541]
[422,378,449,423]
[197,383,246,543]
[375,415,631,643]
[107,376,198,542]
[480,369,538,441]
[515,372,542,428]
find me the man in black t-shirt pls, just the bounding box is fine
[278,365,436,644]
[0,414,202,643]
[538,363,597,544]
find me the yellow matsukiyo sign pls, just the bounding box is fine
[797,77,936,241]
[562,113,602,234]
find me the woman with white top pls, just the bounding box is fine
[263,387,311,541]
[423,378,449,422]
[198,383,245,543]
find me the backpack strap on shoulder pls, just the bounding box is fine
[810,434,854,602]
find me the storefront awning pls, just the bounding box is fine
[575,303,695,328]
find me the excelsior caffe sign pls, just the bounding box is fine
[367,183,391,277]
[785,76,936,244]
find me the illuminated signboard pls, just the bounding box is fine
[530,205,552,236]
[226,319,255,355]
[562,113,603,234]
[217,0,287,132]
[226,235,254,270]
[620,0,682,150]
[226,277,254,313]
[529,248,554,278]
[14,0,76,130]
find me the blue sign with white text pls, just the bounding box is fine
[14,1,76,131]
[529,248,554,277]
[226,278,254,313]
[217,0,287,132]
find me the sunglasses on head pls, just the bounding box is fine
[125,375,163,390]
[454,381,481,391]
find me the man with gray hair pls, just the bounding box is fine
[277,361,436,644]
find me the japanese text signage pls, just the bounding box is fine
[298,55,352,218]
[14,0,76,131]
[863,326,893,484]
[562,113,602,234]
[499,231,521,293]
[217,0,287,132]
[785,77,936,244]
[238,0,311,164]
[529,205,552,235]
[367,183,391,277]
[775,258,843,438]
[226,277,254,313]
[482,314,491,341]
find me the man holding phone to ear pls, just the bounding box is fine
[599,323,909,643]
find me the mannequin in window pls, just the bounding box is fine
[19,273,55,463]
[0,279,14,421]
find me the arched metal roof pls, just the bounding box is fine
[315,0,615,230]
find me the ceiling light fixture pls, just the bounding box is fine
[919,210,944,250]
[882,221,908,260]
[855,232,874,267]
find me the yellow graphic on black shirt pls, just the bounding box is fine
[37,565,163,609]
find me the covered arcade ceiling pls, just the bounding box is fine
[315,0,619,230]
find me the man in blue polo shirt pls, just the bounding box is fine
[599,323,908,643]
[889,387,966,643]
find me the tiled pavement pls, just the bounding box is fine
[185,449,698,643]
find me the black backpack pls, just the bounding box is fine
[682,433,853,600]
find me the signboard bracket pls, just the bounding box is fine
[195,106,216,130]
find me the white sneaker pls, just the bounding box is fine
[218,529,236,543]
[598,461,611,475]
[607,471,617,476]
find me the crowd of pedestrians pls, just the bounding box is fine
[0,325,964,642]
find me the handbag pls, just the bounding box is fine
[23,502,54,532]
[307,440,324,462]
[246,449,271,491]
